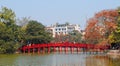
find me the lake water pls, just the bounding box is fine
[0,52,120,66]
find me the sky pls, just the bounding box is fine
[0,0,120,29]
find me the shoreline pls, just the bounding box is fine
[107,50,120,56]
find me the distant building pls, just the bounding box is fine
[46,23,81,37]
[81,30,85,40]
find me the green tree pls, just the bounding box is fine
[0,7,15,25]
[68,30,82,43]
[109,8,120,49]
[54,30,82,43]
[25,20,53,44]
[85,9,118,44]
[16,17,30,26]
[0,7,21,53]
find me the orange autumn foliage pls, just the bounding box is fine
[85,9,119,44]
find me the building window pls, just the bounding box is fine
[65,32,66,34]
[64,28,66,30]
[55,29,57,31]
[62,28,66,30]
[59,28,61,31]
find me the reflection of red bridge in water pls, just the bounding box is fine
[20,42,110,54]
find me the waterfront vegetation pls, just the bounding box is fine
[84,8,120,50]
[0,7,53,54]
[0,6,120,54]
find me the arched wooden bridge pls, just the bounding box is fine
[20,42,110,54]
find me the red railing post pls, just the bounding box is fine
[23,48,25,54]
[54,47,56,53]
[77,47,79,54]
[65,47,68,54]
[42,47,45,54]
[38,48,40,54]
[59,47,62,54]
[71,47,74,54]
[48,47,50,53]
[28,45,30,54]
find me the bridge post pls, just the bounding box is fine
[27,45,30,54]
[65,47,68,54]
[38,48,40,54]
[32,48,34,54]
[28,48,30,54]
[42,47,45,54]
[48,47,50,53]
[53,47,56,53]
[32,44,35,54]
[23,49,25,54]
[66,47,68,53]
[77,47,79,54]
[59,47,62,54]
[71,47,74,54]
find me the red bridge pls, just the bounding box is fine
[20,42,110,54]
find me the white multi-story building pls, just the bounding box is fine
[46,23,81,37]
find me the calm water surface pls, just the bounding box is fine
[0,52,120,66]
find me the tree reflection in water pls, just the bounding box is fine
[86,55,120,66]
[0,54,120,66]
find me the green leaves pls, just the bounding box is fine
[54,30,82,43]
[109,9,120,49]
[0,7,19,54]
[24,20,52,44]
[0,6,54,54]
[0,7,15,25]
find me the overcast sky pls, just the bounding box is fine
[0,0,120,29]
